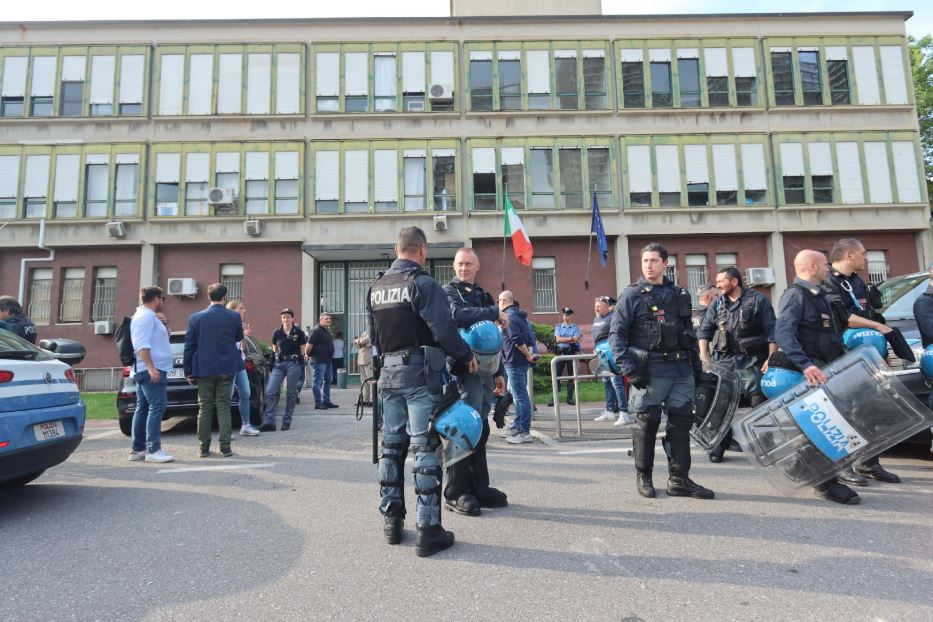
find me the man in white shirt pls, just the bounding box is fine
[129,286,175,463]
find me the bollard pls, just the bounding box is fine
[337,368,348,389]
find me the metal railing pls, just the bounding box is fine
[549,353,607,439]
[73,367,124,392]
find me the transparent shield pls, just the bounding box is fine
[691,362,741,450]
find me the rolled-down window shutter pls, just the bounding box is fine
[863,142,892,203]
[155,153,180,183]
[825,46,848,61]
[118,55,144,104]
[683,145,709,184]
[53,154,80,202]
[187,54,214,115]
[620,49,643,63]
[526,50,550,94]
[808,143,833,176]
[2,57,28,97]
[676,48,699,59]
[344,150,369,203]
[215,152,240,174]
[879,46,908,105]
[344,53,368,96]
[275,151,299,180]
[430,51,454,87]
[471,148,495,174]
[60,56,86,82]
[741,144,767,190]
[31,57,57,98]
[186,153,210,183]
[648,49,671,63]
[402,52,425,93]
[85,154,108,166]
[627,145,651,193]
[892,141,921,203]
[24,155,50,197]
[835,142,864,204]
[779,143,805,177]
[712,144,737,191]
[89,55,115,105]
[245,152,269,180]
[315,151,339,200]
[374,150,398,202]
[316,53,339,97]
[852,46,880,105]
[704,48,727,77]
[246,53,271,114]
[731,48,756,77]
[276,53,300,114]
[500,147,524,166]
[159,55,184,115]
[0,155,20,198]
[655,145,680,192]
[217,54,242,114]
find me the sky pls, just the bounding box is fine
[1,0,931,37]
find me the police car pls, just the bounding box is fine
[0,329,85,488]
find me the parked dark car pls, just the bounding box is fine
[117,332,271,436]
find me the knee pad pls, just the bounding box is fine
[666,406,694,433]
[378,439,408,488]
[634,406,663,427]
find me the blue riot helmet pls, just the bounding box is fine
[433,400,483,468]
[460,320,503,375]
[591,339,619,376]
[760,367,805,399]
[843,328,888,359]
[921,345,933,379]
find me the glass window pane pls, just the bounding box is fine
[583,56,606,109]
[470,60,493,111]
[499,59,521,110]
[473,171,496,211]
[185,181,209,215]
[403,157,426,212]
[530,149,554,209]
[677,58,700,107]
[559,149,582,209]
[622,62,645,108]
[828,60,850,105]
[60,82,83,116]
[707,76,729,107]
[799,51,823,105]
[771,52,795,105]
[502,163,524,211]
[735,77,758,106]
[650,62,672,107]
[587,148,611,204]
[783,176,805,204]
[433,155,456,211]
[555,57,578,110]
[155,183,179,216]
[245,179,269,214]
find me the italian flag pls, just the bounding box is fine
[504,194,533,267]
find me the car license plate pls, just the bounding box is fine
[33,420,65,442]
[167,368,186,379]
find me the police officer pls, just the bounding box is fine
[257,308,306,432]
[0,296,38,344]
[775,250,860,505]
[698,267,776,462]
[912,264,933,446]
[367,227,477,557]
[594,295,631,426]
[820,237,900,485]
[442,246,509,516]
[550,307,581,406]
[692,285,719,331]
[609,243,714,500]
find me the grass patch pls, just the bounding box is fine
[83,392,118,420]
[533,381,607,405]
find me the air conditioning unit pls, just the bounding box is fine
[93,320,114,335]
[746,267,776,287]
[433,214,448,232]
[105,220,126,238]
[208,187,237,208]
[405,100,426,112]
[167,277,198,297]
[244,218,262,237]
[428,83,453,100]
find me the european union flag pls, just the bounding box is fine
[591,193,609,267]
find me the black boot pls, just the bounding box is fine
[636,470,656,498]
[444,493,481,516]
[814,478,861,505]
[415,525,455,557]
[475,487,508,508]
[837,468,869,487]
[383,514,404,545]
[855,459,901,483]
[667,476,715,499]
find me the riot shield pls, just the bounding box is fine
[733,347,933,496]
[691,362,741,450]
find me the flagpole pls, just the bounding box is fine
[501,190,507,291]
[584,185,596,290]
[501,232,507,292]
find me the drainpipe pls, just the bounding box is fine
[18,218,55,302]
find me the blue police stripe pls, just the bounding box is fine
[0,391,81,412]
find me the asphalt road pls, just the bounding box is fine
[2,391,932,622]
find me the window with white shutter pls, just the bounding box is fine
[780,143,805,204]
[1,56,28,117]
[891,141,921,203]
[471,147,496,211]
[705,48,729,106]
[246,53,271,114]
[155,152,181,216]
[185,152,210,216]
[732,47,758,106]
[374,150,398,212]
[276,53,300,114]
[0,154,20,219]
[852,46,880,105]
[403,149,426,212]
[835,142,864,204]
[217,53,242,114]
[345,52,368,112]
[740,143,767,205]
[114,154,139,217]
[683,144,709,206]
[89,55,115,116]
[159,55,184,115]
[627,145,651,206]
[83,154,109,218]
[30,56,56,116]
[53,154,80,217]
[863,142,892,203]
[374,53,397,112]
[23,154,50,218]
[215,152,240,193]
[526,50,550,110]
[655,145,680,206]
[118,54,144,115]
[188,54,213,115]
[712,144,738,205]
[316,52,340,112]
[274,151,299,214]
[344,150,369,213]
[315,151,339,214]
[879,46,908,105]
[429,50,454,112]
[402,52,426,110]
[244,151,270,214]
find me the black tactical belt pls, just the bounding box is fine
[650,350,691,362]
[281,354,302,361]
[381,350,423,367]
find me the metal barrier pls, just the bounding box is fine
[548,353,609,439]
[73,367,123,392]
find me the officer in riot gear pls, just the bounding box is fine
[442,246,509,516]
[366,227,477,557]
[697,266,776,462]
[775,249,860,505]
[820,237,901,484]
[912,264,933,424]
[609,242,714,500]
[692,284,719,331]
[0,296,38,344]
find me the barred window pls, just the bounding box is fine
[866,250,888,285]
[28,268,53,325]
[221,263,244,301]
[59,267,85,323]
[532,257,557,313]
[91,266,117,322]
[665,254,679,285]
[685,254,708,303]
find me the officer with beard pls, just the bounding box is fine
[697,267,776,462]
[819,237,901,485]
[367,227,477,557]
[610,242,714,500]
[442,247,509,516]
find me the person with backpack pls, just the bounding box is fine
[127,286,175,464]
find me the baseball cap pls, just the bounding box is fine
[561,307,574,315]
[280,308,295,317]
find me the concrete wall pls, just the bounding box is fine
[451,0,602,17]
[781,232,919,284]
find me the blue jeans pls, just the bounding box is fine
[312,362,332,405]
[131,369,168,453]
[505,366,531,433]
[263,360,300,426]
[379,384,442,527]
[297,362,307,392]
[603,375,628,413]
[230,368,250,426]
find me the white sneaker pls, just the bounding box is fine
[499,426,519,438]
[240,424,260,436]
[144,449,175,463]
[506,432,533,444]
[128,450,146,462]
[594,411,615,422]
[614,412,634,427]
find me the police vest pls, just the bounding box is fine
[790,284,845,363]
[826,269,884,323]
[449,280,495,308]
[369,267,435,355]
[712,291,768,355]
[629,284,694,353]
[5,314,37,344]
[920,291,933,348]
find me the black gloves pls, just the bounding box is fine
[627,367,650,390]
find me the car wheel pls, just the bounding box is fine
[119,416,132,437]
[250,384,265,426]
[1,469,46,488]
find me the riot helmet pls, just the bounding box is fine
[460,320,502,375]
[842,328,888,359]
[433,400,483,468]
[921,344,933,378]
[590,339,619,376]
[760,367,805,399]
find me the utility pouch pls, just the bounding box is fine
[711,329,731,353]
[737,334,768,355]
[629,346,650,369]
[422,345,446,394]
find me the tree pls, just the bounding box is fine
[908,35,933,200]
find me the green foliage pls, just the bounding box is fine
[532,353,555,394]
[82,392,117,419]
[531,322,556,353]
[908,34,933,199]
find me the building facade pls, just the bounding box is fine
[0,10,929,372]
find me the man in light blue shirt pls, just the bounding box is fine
[129,286,175,463]
[550,307,581,406]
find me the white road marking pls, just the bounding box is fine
[557,447,632,456]
[156,463,275,474]
[530,430,559,446]
[86,429,122,440]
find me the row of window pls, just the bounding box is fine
[0,134,922,219]
[0,37,912,118]
[25,263,244,326]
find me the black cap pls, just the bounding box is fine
[561,307,574,315]
[280,308,295,317]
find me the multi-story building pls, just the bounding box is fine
[0,3,929,375]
